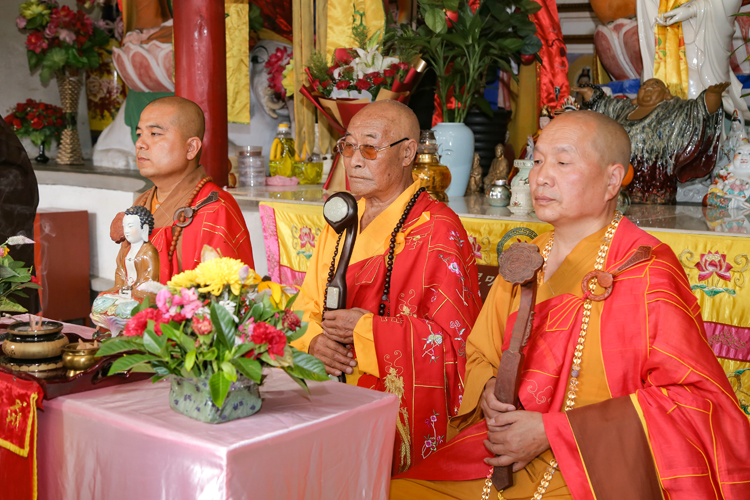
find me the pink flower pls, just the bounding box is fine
[156,288,172,313]
[192,315,213,335]
[238,265,250,283]
[44,21,58,38]
[178,288,201,319]
[58,29,75,45]
[239,317,255,336]
[696,252,733,282]
[16,16,27,29]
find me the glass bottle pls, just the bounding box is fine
[294,151,324,185]
[268,123,296,177]
[412,130,451,201]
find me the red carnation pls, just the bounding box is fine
[397,62,410,71]
[250,322,287,358]
[335,80,350,90]
[327,65,338,76]
[30,118,43,130]
[383,68,397,78]
[371,76,385,86]
[16,103,24,113]
[4,115,13,125]
[322,79,331,88]
[282,309,301,331]
[12,119,22,130]
[122,308,164,337]
[355,79,371,90]
[55,119,63,127]
[26,113,35,120]
[365,72,380,79]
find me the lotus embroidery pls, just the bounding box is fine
[696,252,733,282]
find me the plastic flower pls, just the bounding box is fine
[20,0,51,21]
[58,28,75,45]
[25,32,48,54]
[16,16,27,29]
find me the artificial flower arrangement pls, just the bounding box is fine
[4,99,64,150]
[16,0,110,83]
[95,249,329,423]
[299,13,425,135]
[0,236,40,314]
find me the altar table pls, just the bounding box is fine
[37,370,399,500]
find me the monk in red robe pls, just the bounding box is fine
[390,111,750,499]
[293,100,482,475]
[112,97,254,283]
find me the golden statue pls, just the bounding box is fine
[483,143,509,192]
[465,153,483,195]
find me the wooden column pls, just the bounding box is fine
[173,0,229,187]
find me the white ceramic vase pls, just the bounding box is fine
[432,122,475,198]
[511,159,534,189]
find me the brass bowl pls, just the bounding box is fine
[61,344,100,372]
[2,333,69,359]
[0,356,65,379]
[7,320,63,337]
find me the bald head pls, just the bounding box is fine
[145,96,206,141]
[349,100,420,144]
[549,111,631,172]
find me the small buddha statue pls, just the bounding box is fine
[465,153,483,195]
[483,144,509,193]
[707,143,750,210]
[91,206,160,336]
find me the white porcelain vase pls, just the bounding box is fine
[432,122,475,198]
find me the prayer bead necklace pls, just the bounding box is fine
[168,177,212,262]
[486,211,623,500]
[322,232,344,321]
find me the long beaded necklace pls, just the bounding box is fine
[322,187,426,319]
[483,211,623,500]
[168,176,212,262]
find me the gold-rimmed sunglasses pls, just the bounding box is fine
[335,138,408,160]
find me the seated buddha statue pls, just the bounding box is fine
[91,206,160,336]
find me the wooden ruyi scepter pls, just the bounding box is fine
[491,242,545,491]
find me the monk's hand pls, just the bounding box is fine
[481,378,516,422]
[483,410,550,471]
[571,86,594,102]
[309,334,358,377]
[321,307,370,345]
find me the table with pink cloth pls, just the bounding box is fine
[2,318,399,499]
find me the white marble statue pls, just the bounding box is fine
[708,143,750,209]
[637,0,750,124]
[721,110,749,164]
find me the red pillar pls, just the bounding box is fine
[173,0,229,187]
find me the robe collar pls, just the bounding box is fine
[141,165,209,226]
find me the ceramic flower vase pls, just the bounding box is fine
[56,70,84,165]
[432,122,475,198]
[170,375,262,424]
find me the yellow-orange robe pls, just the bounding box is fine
[294,182,482,475]
[391,217,750,499]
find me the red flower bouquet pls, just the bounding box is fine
[3,99,64,148]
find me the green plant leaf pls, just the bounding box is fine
[91,27,110,48]
[221,360,237,381]
[283,369,310,393]
[231,357,262,383]
[108,353,160,375]
[185,349,196,371]
[64,46,88,67]
[84,48,100,68]
[474,97,494,117]
[284,293,299,311]
[425,7,447,34]
[19,282,41,290]
[26,15,44,31]
[210,301,237,350]
[203,347,218,361]
[520,34,542,55]
[234,343,254,358]
[0,298,27,313]
[0,266,18,279]
[209,370,231,408]
[143,325,167,356]
[286,322,308,343]
[443,0,459,11]
[130,296,152,316]
[160,322,181,343]
[285,349,330,381]
[96,337,145,357]
[44,47,67,70]
[150,360,172,376]
[27,50,43,71]
[519,0,542,15]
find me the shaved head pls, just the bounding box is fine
[145,96,206,141]
[552,111,631,172]
[349,100,420,145]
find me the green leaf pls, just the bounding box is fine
[13,291,28,298]
[210,301,237,350]
[0,298,26,313]
[108,353,160,375]
[64,46,88,68]
[221,360,237,381]
[474,97,494,117]
[150,360,172,376]
[44,47,67,70]
[248,3,264,33]
[234,343,254,358]
[209,370,231,408]
[284,293,299,311]
[19,282,41,290]
[0,266,18,279]
[96,337,145,357]
[130,296,152,316]
[425,7,447,34]
[203,347,218,361]
[143,325,167,356]
[160,322,181,343]
[286,322,308,343]
[231,357,262,383]
[520,35,542,55]
[185,350,196,371]
[27,50,43,72]
[39,66,54,84]
[130,363,156,373]
[91,27,110,48]
[519,0,542,16]
[443,0,459,11]
[283,370,310,393]
[84,48,100,68]
[285,349,330,381]
[25,15,44,31]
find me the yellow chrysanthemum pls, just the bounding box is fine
[20,1,50,20]
[167,269,199,291]
[281,59,295,98]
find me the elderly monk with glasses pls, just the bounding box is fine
[292,100,482,476]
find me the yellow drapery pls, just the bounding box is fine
[653,0,690,99]
[225,0,250,124]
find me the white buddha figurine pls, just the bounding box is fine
[91,206,160,336]
[708,143,750,209]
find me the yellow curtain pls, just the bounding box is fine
[653,0,689,99]
[325,0,386,59]
[225,0,250,124]
[508,63,538,159]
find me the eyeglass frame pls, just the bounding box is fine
[335,137,409,159]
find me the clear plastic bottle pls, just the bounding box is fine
[268,123,296,177]
[237,146,265,187]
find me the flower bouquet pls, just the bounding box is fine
[4,99,65,162]
[95,251,329,423]
[0,236,40,314]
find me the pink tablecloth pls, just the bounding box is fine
[37,370,399,500]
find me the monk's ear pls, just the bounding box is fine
[606,163,626,200]
[402,139,418,167]
[186,137,202,161]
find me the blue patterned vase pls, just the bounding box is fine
[169,375,262,423]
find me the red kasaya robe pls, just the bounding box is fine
[394,218,750,499]
[133,166,254,283]
[295,183,482,475]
